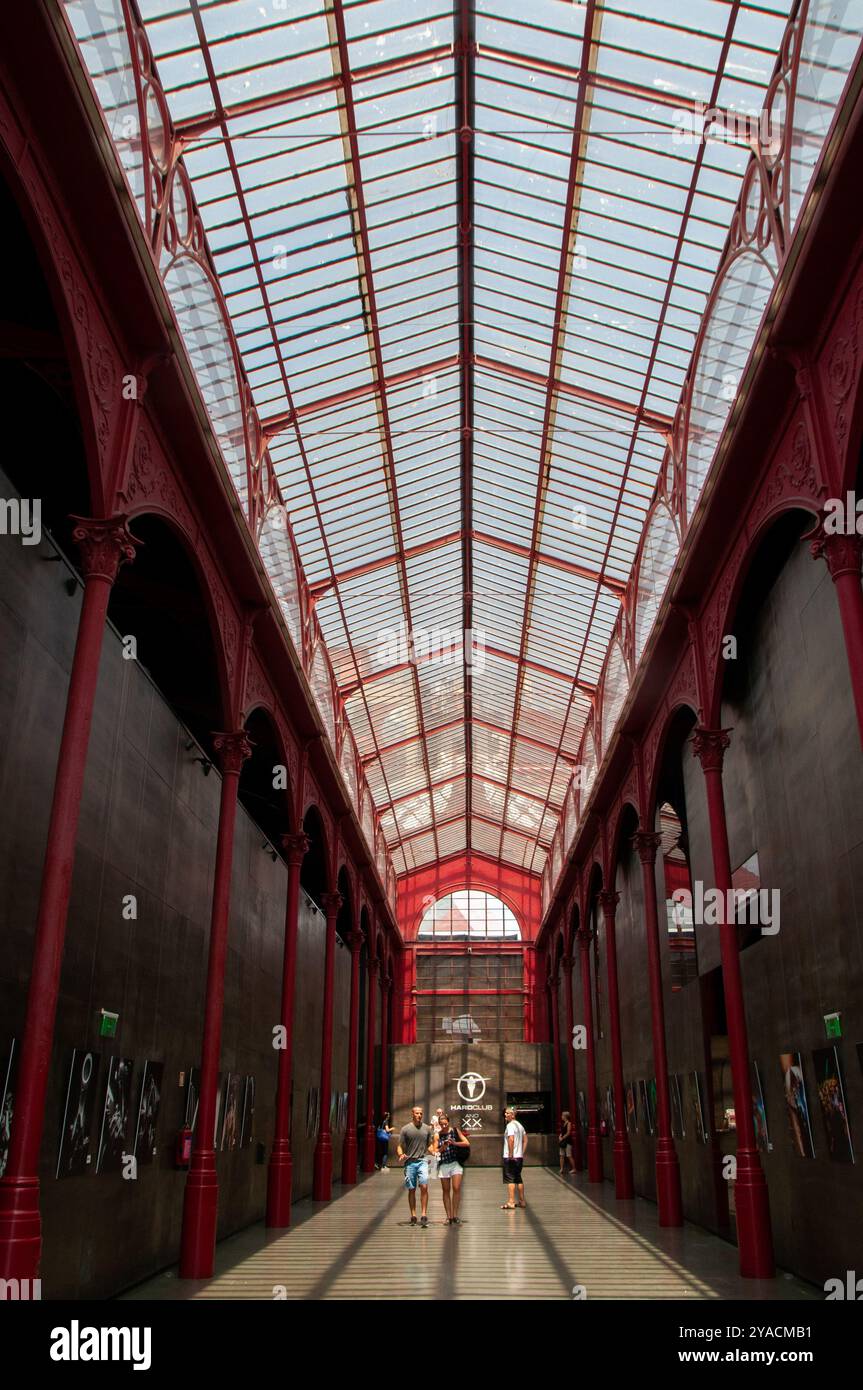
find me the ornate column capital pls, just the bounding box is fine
[212,730,254,776]
[347,928,364,954]
[598,889,620,916]
[576,924,594,949]
[368,956,381,979]
[691,726,731,772]
[71,514,139,583]
[632,829,662,866]
[811,530,863,582]
[561,954,575,975]
[321,890,343,919]
[281,831,310,866]
[547,973,560,991]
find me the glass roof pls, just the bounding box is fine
[75,0,815,876]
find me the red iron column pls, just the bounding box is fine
[630,839,684,1224]
[548,972,563,1124]
[811,533,863,748]
[379,969,391,1117]
[361,954,380,1172]
[312,890,342,1201]
[266,831,309,1227]
[693,727,774,1278]
[561,955,584,1170]
[597,891,635,1200]
[341,925,364,1185]
[0,517,137,1280]
[577,925,603,1183]
[180,729,253,1278]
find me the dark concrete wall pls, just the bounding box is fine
[391,1041,557,1166]
[0,485,350,1298]
[584,536,863,1288]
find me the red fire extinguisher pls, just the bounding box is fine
[175,1125,193,1168]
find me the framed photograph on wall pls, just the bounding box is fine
[97,1056,134,1174]
[184,1065,200,1132]
[670,1073,686,1139]
[0,1039,16,1179]
[306,1086,320,1139]
[220,1073,243,1151]
[638,1080,653,1136]
[647,1078,658,1134]
[812,1046,854,1164]
[625,1081,637,1134]
[779,1052,815,1158]
[576,1089,587,1139]
[133,1061,163,1164]
[606,1084,616,1136]
[56,1050,101,1178]
[751,1061,771,1152]
[688,1071,708,1144]
[240,1076,255,1149]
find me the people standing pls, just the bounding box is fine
[501,1105,527,1210]
[428,1106,445,1182]
[558,1111,575,1176]
[375,1111,394,1170]
[436,1112,470,1224]
[397,1105,434,1227]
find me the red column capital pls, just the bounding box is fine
[71,514,139,583]
[321,890,343,919]
[810,530,863,581]
[281,831,310,866]
[212,730,253,776]
[368,955,381,978]
[692,725,732,773]
[598,888,620,916]
[561,954,575,975]
[632,829,662,865]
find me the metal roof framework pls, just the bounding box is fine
[66,0,807,877]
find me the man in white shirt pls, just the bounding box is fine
[501,1106,527,1210]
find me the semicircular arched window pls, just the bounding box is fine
[418,890,521,940]
[310,642,335,746]
[633,500,679,666]
[163,253,249,511]
[259,504,302,650]
[685,249,775,524]
[600,639,629,758]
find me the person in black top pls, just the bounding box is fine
[435,1112,470,1224]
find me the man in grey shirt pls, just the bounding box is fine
[397,1105,435,1226]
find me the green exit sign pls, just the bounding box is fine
[99,1009,119,1038]
[824,1012,842,1039]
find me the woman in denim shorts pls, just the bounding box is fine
[435,1113,470,1224]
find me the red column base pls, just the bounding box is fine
[265,1145,293,1228]
[612,1134,635,1199]
[179,1152,219,1279]
[734,1150,774,1278]
[586,1130,603,1183]
[0,1175,42,1281]
[341,1132,358,1186]
[361,1130,376,1174]
[312,1135,333,1201]
[655,1138,684,1226]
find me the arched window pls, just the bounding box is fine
[417,890,521,940]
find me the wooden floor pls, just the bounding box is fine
[125,1168,818,1301]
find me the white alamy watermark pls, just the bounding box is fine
[376,622,486,672]
[670,882,780,936]
[0,497,41,546]
[672,103,781,156]
[49,1321,151,1371]
[824,1271,863,1299]
[822,492,863,534]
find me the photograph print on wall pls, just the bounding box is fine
[97,1056,134,1173]
[57,1050,101,1178]
[0,1039,16,1179]
[133,1061,164,1164]
[779,1052,815,1158]
[812,1046,854,1164]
